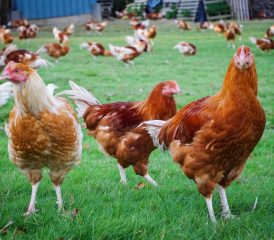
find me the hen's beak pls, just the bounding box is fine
[235,45,249,70]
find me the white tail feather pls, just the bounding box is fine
[36,46,47,54]
[108,44,117,57]
[125,36,135,46]
[80,42,90,49]
[2,44,17,56]
[47,84,58,95]
[141,120,166,149]
[0,82,13,107]
[249,37,257,45]
[58,81,100,118]
[30,57,53,68]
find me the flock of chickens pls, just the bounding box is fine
[0,18,273,68]
[0,17,270,223]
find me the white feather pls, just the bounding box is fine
[80,42,90,49]
[125,36,135,46]
[58,81,101,118]
[249,37,257,45]
[36,46,47,54]
[0,82,13,106]
[141,120,166,150]
[47,84,58,95]
[30,57,53,69]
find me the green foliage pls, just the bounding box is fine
[181,9,191,18]
[0,20,273,239]
[126,3,145,17]
[113,0,134,12]
[165,3,178,19]
[207,0,231,16]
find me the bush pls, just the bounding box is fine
[181,9,191,18]
[165,3,178,19]
[206,1,231,16]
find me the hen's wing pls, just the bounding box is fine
[159,96,211,145]
[84,102,143,133]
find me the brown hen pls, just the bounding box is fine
[0,62,82,215]
[144,46,265,222]
[61,81,180,185]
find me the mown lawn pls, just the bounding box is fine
[0,19,273,239]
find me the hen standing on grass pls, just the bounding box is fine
[174,42,197,56]
[143,46,265,222]
[0,62,82,215]
[0,27,13,44]
[37,41,70,62]
[61,81,180,185]
[80,42,112,59]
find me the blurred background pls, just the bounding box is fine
[0,0,273,27]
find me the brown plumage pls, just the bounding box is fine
[250,37,274,51]
[130,19,149,30]
[38,43,70,60]
[224,27,236,48]
[10,19,29,28]
[175,20,192,30]
[197,21,213,30]
[0,62,82,215]
[227,21,242,38]
[264,25,274,38]
[53,29,69,44]
[18,25,39,40]
[145,13,163,20]
[146,26,157,39]
[84,20,107,34]
[214,21,226,34]
[80,42,112,58]
[109,44,144,65]
[62,81,180,185]
[0,45,49,69]
[0,27,13,44]
[63,23,74,36]
[144,46,265,222]
[174,42,197,56]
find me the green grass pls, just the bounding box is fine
[0,19,273,239]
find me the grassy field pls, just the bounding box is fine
[0,19,273,239]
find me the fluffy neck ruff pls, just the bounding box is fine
[13,71,62,116]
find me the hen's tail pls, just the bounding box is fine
[0,82,13,107]
[46,83,58,95]
[108,44,118,57]
[80,42,90,49]
[2,44,17,56]
[36,46,47,54]
[31,56,53,68]
[125,36,135,46]
[141,120,166,150]
[58,81,100,118]
[249,37,257,45]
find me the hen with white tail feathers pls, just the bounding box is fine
[61,80,180,186]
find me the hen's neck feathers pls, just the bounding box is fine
[13,71,63,116]
[136,86,176,120]
[219,61,258,98]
